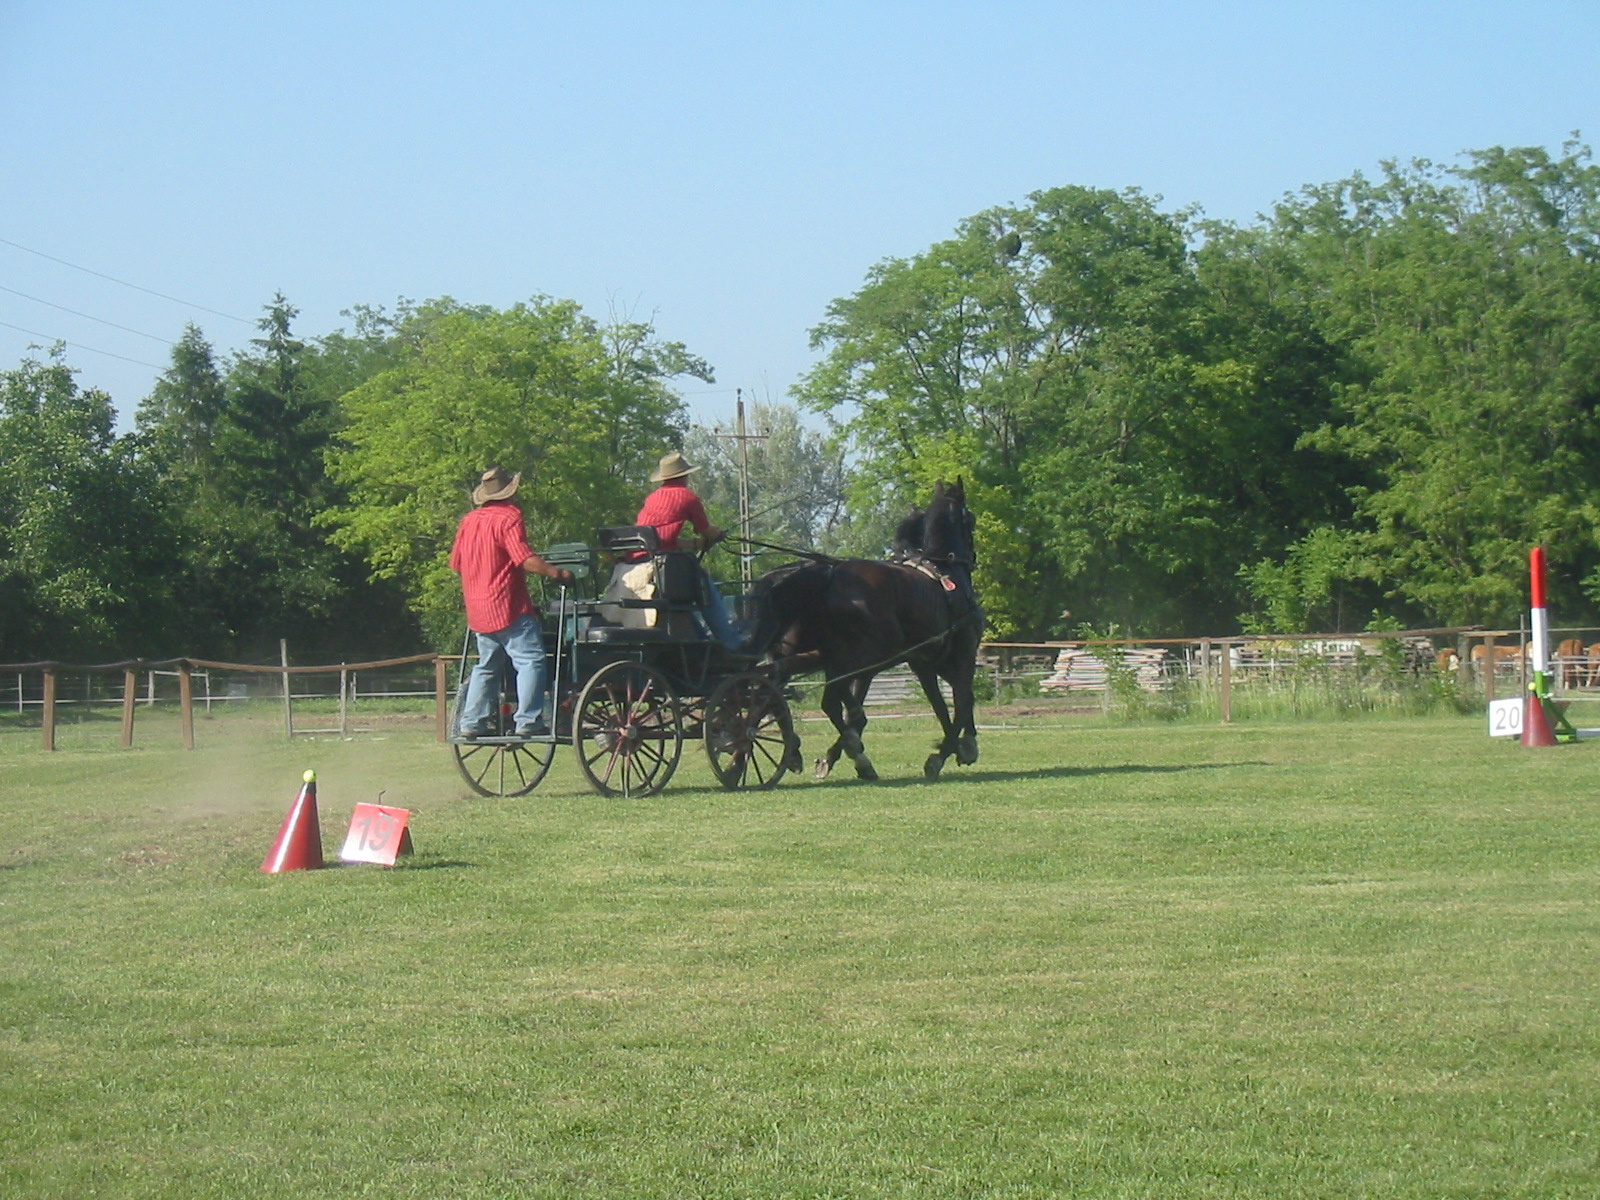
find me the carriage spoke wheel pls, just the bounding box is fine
[704,672,795,791]
[452,738,556,798]
[448,671,557,799]
[574,661,682,798]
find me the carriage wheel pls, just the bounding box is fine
[574,660,682,798]
[452,739,556,798]
[448,654,556,798]
[704,672,795,790]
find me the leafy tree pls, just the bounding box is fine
[0,350,180,659]
[1272,140,1600,627]
[149,297,349,657]
[799,185,1292,637]
[133,323,226,475]
[322,298,708,647]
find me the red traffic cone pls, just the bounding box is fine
[1520,692,1558,748]
[261,770,325,872]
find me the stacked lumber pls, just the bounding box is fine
[1039,647,1169,694]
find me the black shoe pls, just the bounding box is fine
[459,722,496,740]
[514,721,550,739]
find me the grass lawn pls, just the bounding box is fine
[2,710,1597,1197]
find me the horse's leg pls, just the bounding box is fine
[910,663,959,779]
[842,675,878,780]
[945,651,979,767]
[765,655,806,774]
[815,679,851,779]
[953,673,979,766]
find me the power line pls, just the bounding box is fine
[0,284,177,345]
[0,235,252,324]
[0,320,165,369]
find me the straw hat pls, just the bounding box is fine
[472,466,521,505]
[650,451,700,483]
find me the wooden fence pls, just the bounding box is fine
[980,626,1580,722]
[0,653,448,751]
[3,624,1583,749]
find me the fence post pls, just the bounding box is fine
[280,639,293,740]
[434,657,449,743]
[1483,635,1496,706]
[1219,641,1233,725]
[121,667,137,748]
[177,663,195,750]
[41,667,56,751]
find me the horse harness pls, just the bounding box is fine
[891,548,980,619]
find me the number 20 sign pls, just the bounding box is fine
[1488,697,1524,739]
[340,803,414,865]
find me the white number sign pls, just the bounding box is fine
[1488,697,1523,738]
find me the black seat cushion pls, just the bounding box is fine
[583,625,674,644]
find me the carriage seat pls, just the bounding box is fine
[594,525,707,639]
[581,624,675,644]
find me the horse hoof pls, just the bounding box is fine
[813,757,833,780]
[854,761,879,781]
[924,754,944,779]
[956,738,978,767]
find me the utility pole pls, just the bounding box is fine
[714,388,768,589]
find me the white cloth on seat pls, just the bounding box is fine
[599,560,658,628]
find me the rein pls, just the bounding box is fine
[727,535,841,565]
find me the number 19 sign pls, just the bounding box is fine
[339,803,414,865]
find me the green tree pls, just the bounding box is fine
[1273,140,1600,627]
[0,350,181,659]
[133,323,226,476]
[800,185,1303,637]
[160,296,350,656]
[322,298,708,647]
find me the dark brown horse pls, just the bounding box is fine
[749,479,982,780]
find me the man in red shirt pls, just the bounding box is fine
[450,467,574,738]
[634,451,741,651]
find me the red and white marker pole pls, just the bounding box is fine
[1529,546,1549,681]
[1521,546,1563,747]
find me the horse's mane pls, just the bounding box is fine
[892,506,925,556]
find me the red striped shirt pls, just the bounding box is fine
[449,502,537,632]
[635,481,711,551]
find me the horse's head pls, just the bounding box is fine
[922,478,976,570]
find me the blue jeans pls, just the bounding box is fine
[460,612,548,732]
[698,576,742,651]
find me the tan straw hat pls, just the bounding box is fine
[472,466,522,505]
[650,451,700,483]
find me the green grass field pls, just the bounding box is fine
[3,710,1597,1198]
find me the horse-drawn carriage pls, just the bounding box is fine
[448,479,983,798]
[448,525,796,799]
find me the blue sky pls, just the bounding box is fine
[2,1,1596,432]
